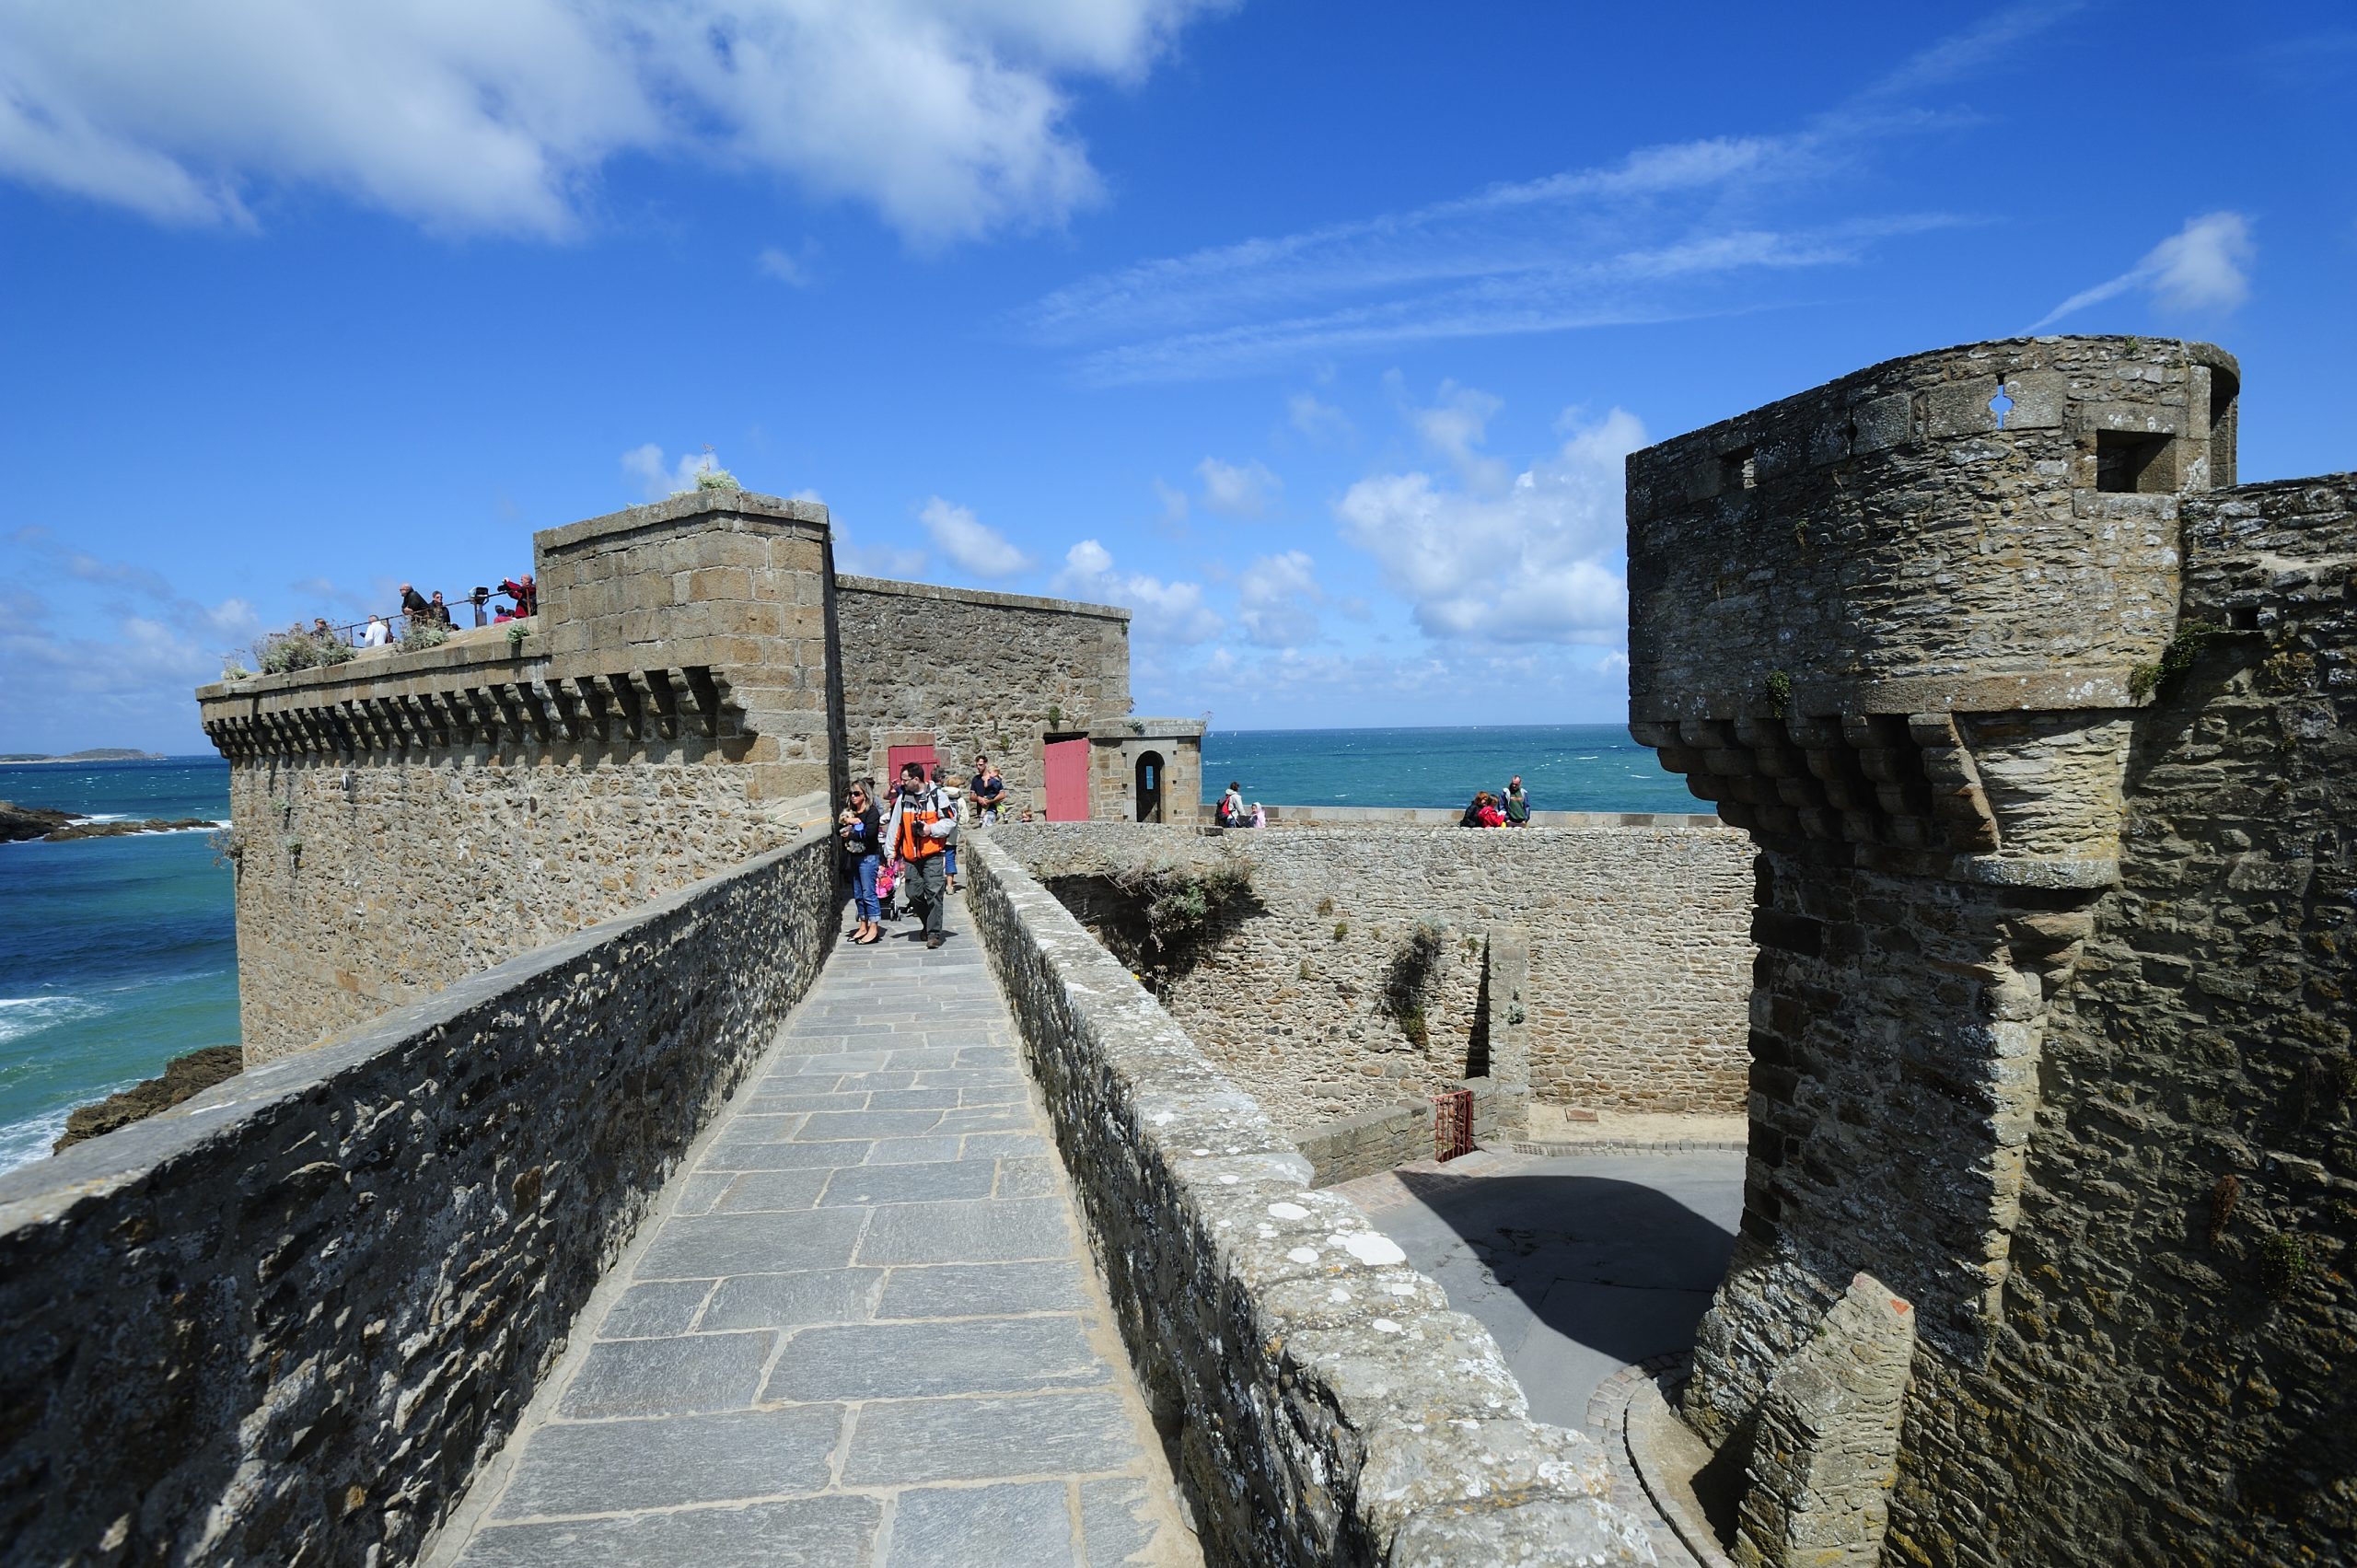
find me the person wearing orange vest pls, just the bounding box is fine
[884,761,959,948]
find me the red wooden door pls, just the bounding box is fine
[1043,738,1089,821]
[887,741,937,786]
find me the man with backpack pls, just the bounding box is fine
[886,761,959,948]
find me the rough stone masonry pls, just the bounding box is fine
[1628,334,2353,1567]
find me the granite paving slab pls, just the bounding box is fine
[431,895,1199,1568]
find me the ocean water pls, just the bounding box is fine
[0,728,1699,1177]
[0,759,236,1174]
[1201,724,1697,815]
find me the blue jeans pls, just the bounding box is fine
[852,856,880,922]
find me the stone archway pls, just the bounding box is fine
[1134,749,1165,822]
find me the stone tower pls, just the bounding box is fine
[1628,337,2355,1565]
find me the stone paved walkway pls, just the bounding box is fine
[432,895,1199,1568]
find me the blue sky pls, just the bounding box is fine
[2,1,2350,754]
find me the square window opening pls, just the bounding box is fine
[2094,431,2177,494]
[1721,447,1757,493]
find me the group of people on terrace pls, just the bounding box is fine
[348,575,536,649]
[837,753,1021,949]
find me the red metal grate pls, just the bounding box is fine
[1433,1089,1474,1162]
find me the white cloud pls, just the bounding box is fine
[1153,478,1190,526]
[1196,456,1280,517]
[756,244,816,286]
[0,0,1236,245]
[2029,211,2256,331]
[1287,392,1353,443]
[1334,397,1645,645]
[0,528,266,751]
[920,496,1030,577]
[622,443,726,499]
[1236,549,1323,649]
[1407,380,1509,493]
[1051,539,1221,643]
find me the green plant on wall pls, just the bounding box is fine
[1381,917,1447,1051]
[2129,621,2225,702]
[1046,703,1062,728]
[1765,669,1793,718]
[2258,1231,2310,1301]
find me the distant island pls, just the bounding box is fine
[0,749,168,763]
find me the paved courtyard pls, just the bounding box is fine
[1333,1144,1743,1431]
[431,898,1198,1568]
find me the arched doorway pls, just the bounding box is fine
[1135,750,1165,822]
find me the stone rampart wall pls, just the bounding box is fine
[990,820,1754,1126]
[836,575,1130,812]
[0,834,837,1568]
[223,741,806,1058]
[960,834,1655,1566]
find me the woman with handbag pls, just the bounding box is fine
[840,781,885,944]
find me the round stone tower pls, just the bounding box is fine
[1622,335,2242,1562]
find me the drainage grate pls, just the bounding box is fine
[1433,1089,1474,1162]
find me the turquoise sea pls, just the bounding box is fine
[0,728,1698,1174]
[0,759,237,1174]
[1200,724,1694,815]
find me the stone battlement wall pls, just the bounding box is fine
[960,834,1656,1566]
[990,819,1755,1128]
[835,574,1131,816]
[0,834,838,1568]
[198,494,1155,1061]
[1628,332,2352,1567]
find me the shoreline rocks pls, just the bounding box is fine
[51,1045,245,1154]
[0,801,79,842]
[0,801,216,842]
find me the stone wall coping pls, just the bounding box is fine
[534,489,830,554]
[0,830,826,1222]
[1627,332,2238,484]
[835,572,1130,622]
[195,619,542,703]
[1216,804,1728,831]
[963,834,1651,1564]
[1088,717,1207,740]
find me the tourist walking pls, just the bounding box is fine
[1503,775,1531,826]
[885,760,958,948]
[1216,780,1246,827]
[840,781,883,944]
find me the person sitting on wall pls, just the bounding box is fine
[361,613,390,648]
[1502,776,1530,826]
[969,755,1006,822]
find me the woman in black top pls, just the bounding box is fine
[840,783,884,943]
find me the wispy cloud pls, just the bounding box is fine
[1016,8,2075,382]
[2028,211,2257,331]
